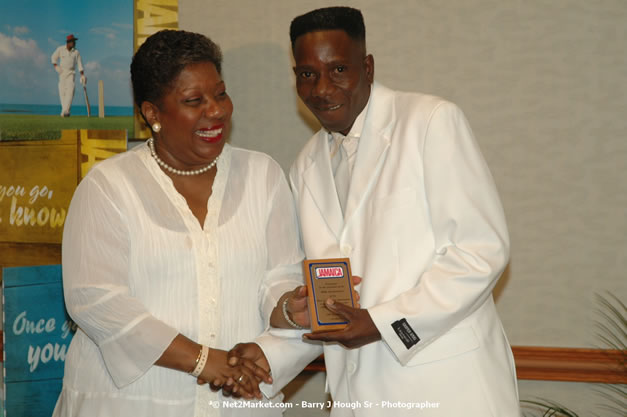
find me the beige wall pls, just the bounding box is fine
[181,1,626,414]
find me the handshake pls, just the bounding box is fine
[195,277,368,400]
[192,286,315,400]
[192,343,272,401]
[195,285,314,399]
[191,286,311,400]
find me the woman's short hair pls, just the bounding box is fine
[130,29,223,110]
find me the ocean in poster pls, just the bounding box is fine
[0,103,134,117]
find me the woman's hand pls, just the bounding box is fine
[198,348,265,399]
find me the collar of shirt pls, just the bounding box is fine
[328,91,372,175]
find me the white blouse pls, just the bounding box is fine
[53,143,304,417]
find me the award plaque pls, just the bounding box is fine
[304,258,355,332]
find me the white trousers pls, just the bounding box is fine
[58,71,75,116]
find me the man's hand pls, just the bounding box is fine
[350,275,362,307]
[217,343,272,398]
[227,343,271,377]
[196,347,266,400]
[54,64,61,74]
[80,74,87,86]
[303,298,381,349]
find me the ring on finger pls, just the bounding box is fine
[237,375,245,383]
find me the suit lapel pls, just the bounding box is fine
[302,132,344,239]
[344,83,394,222]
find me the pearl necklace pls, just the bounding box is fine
[147,138,219,176]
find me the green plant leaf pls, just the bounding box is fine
[520,399,579,417]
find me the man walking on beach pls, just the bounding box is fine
[51,34,86,117]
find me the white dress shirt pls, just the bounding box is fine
[329,98,369,213]
[328,98,369,177]
[53,142,304,417]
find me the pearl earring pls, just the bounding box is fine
[152,122,161,132]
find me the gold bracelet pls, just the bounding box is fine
[190,345,203,374]
[190,345,209,377]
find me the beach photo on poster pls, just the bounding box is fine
[0,0,134,140]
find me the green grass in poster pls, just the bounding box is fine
[0,115,133,140]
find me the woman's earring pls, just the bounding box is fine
[152,122,161,132]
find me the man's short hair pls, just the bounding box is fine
[290,6,365,47]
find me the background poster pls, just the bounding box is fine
[0,129,127,246]
[2,265,76,417]
[0,0,134,139]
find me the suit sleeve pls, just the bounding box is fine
[257,161,305,326]
[368,101,510,365]
[255,328,323,397]
[254,165,323,398]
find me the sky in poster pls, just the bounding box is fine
[0,0,133,107]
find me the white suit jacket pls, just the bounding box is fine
[257,83,520,416]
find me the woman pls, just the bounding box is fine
[53,30,307,417]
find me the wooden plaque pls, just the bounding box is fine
[304,258,355,332]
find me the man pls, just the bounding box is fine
[231,7,520,416]
[51,34,86,117]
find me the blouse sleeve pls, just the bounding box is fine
[257,160,306,326]
[62,175,179,388]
